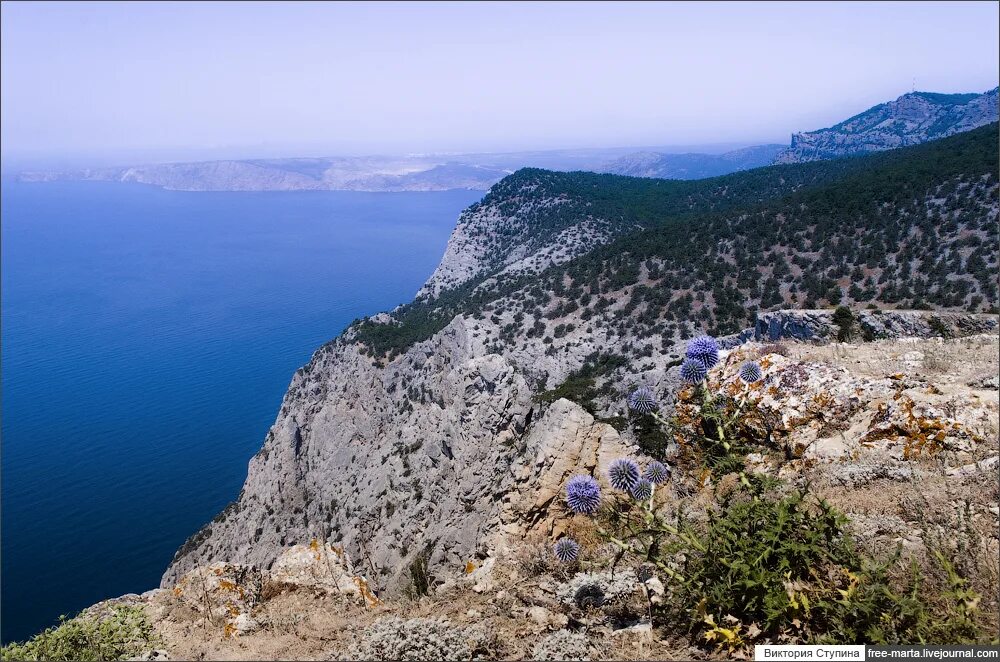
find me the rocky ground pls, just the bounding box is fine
[71,332,997,661]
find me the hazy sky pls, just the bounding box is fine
[2,1,998,166]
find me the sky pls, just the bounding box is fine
[2,1,998,168]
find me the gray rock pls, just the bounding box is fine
[775,88,998,163]
[162,314,537,591]
[967,374,1000,390]
[532,630,593,661]
[827,463,915,488]
[754,309,998,342]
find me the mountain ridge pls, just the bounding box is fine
[16,87,997,192]
[775,87,999,163]
[598,144,785,179]
[162,125,999,597]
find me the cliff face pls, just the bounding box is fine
[417,182,616,298]
[132,332,1000,661]
[161,312,636,589]
[775,88,999,163]
[162,315,534,586]
[163,126,999,596]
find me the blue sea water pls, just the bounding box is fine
[0,181,481,644]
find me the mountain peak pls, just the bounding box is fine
[776,86,999,163]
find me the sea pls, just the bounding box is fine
[0,180,481,643]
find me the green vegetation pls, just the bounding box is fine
[928,315,953,338]
[536,353,626,414]
[629,408,673,460]
[352,124,999,360]
[633,490,991,647]
[912,91,981,106]
[403,547,433,599]
[832,306,856,341]
[0,606,157,661]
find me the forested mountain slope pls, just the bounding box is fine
[365,124,999,360]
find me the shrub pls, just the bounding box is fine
[928,315,952,338]
[832,305,855,342]
[0,605,156,662]
[403,548,432,598]
[589,474,990,648]
[536,353,626,415]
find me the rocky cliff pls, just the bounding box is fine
[754,309,998,342]
[163,127,999,598]
[160,304,646,590]
[775,87,999,164]
[37,332,998,661]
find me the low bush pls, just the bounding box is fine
[0,605,156,661]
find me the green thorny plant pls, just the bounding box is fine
[688,379,758,485]
[559,336,989,650]
[630,336,771,486]
[586,473,990,648]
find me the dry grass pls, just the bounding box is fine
[788,333,999,385]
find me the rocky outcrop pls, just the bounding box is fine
[754,309,999,342]
[160,295,648,594]
[694,340,997,463]
[501,399,637,543]
[775,88,999,164]
[417,182,612,298]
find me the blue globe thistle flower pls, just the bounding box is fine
[643,460,671,484]
[739,360,764,384]
[608,458,641,492]
[565,475,601,514]
[553,538,580,563]
[680,357,708,384]
[627,386,658,414]
[630,478,653,502]
[686,335,720,368]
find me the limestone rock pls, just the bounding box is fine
[775,88,998,163]
[162,314,537,592]
[754,309,998,342]
[677,344,996,464]
[503,398,638,541]
[271,542,380,607]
